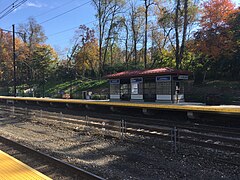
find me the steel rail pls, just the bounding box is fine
[1,105,240,153]
[2,105,240,139]
[2,104,240,137]
[0,136,105,180]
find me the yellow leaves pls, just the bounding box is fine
[0,29,58,82]
[75,40,99,75]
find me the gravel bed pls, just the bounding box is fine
[0,114,239,179]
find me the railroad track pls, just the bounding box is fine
[0,135,104,180]
[1,104,240,154]
[3,102,240,137]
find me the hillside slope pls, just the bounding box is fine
[185,81,240,105]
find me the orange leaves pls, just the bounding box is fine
[201,0,236,30]
[192,0,239,60]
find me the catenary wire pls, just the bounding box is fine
[39,1,91,24]
[0,0,27,20]
[34,0,79,18]
[48,20,97,37]
[0,0,19,15]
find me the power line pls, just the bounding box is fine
[40,1,91,24]
[48,25,79,37]
[0,0,18,15]
[0,0,27,20]
[0,28,12,33]
[48,20,97,37]
[0,27,25,36]
[34,0,79,18]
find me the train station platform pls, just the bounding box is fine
[0,96,239,115]
[0,150,51,180]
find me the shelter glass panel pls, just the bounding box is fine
[143,82,156,101]
[131,83,143,94]
[110,84,120,95]
[120,84,130,100]
[156,82,171,95]
[131,78,143,95]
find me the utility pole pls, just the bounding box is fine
[12,24,16,97]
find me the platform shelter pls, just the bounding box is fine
[106,67,189,103]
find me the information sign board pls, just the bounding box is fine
[110,79,120,84]
[156,76,171,82]
[178,75,188,80]
[131,77,143,83]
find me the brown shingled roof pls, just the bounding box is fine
[105,67,189,79]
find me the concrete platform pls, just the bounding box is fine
[0,96,239,115]
[0,150,51,180]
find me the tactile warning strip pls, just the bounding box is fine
[0,150,52,180]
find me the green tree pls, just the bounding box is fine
[91,0,126,76]
[155,0,198,70]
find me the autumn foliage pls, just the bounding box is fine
[193,0,237,57]
[190,0,240,80]
[200,0,236,30]
[1,0,240,94]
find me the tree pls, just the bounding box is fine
[194,0,237,60]
[71,25,99,77]
[30,44,58,96]
[75,40,99,76]
[129,1,145,66]
[143,0,154,69]
[190,0,239,81]
[195,0,237,59]
[92,0,125,76]
[154,0,198,70]
[0,30,13,83]
[18,17,47,50]
[174,0,189,69]
[200,0,235,30]
[16,17,55,86]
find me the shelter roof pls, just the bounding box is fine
[105,67,189,79]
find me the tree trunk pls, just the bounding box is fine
[132,19,137,67]
[98,0,103,76]
[179,0,188,67]
[125,23,129,69]
[144,0,148,69]
[175,0,180,69]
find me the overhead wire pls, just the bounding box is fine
[48,20,97,37]
[0,28,12,33]
[0,0,18,15]
[33,0,79,18]
[39,1,91,24]
[0,0,27,20]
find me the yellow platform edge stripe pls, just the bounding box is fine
[0,96,239,114]
[0,150,52,180]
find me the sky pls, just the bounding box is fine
[0,0,239,56]
[0,0,96,54]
